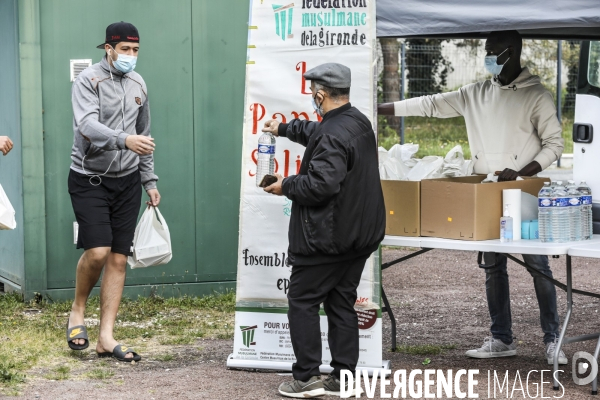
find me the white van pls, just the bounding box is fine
[574,41,600,233]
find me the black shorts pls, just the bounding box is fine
[68,169,142,256]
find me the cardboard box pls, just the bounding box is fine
[420,176,549,241]
[381,180,420,237]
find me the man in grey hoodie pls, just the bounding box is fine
[66,22,159,362]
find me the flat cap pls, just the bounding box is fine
[303,63,351,88]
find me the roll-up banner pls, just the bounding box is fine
[227,0,388,373]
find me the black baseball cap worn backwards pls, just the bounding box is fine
[96,21,140,49]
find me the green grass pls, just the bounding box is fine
[86,368,114,380]
[0,362,25,384]
[44,365,70,381]
[379,116,575,158]
[562,118,574,154]
[0,290,236,395]
[153,353,175,362]
[394,344,457,355]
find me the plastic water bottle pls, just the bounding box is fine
[256,132,276,187]
[578,181,593,240]
[500,204,514,243]
[566,180,581,241]
[552,181,570,243]
[538,182,553,242]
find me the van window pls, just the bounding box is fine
[588,41,600,88]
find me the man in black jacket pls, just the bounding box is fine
[262,63,385,398]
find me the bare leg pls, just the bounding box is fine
[96,252,132,358]
[68,247,111,346]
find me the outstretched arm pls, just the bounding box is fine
[378,88,468,118]
[262,119,320,147]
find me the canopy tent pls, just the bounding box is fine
[376,0,600,39]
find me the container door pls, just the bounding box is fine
[0,0,25,290]
[574,41,600,233]
[40,0,197,289]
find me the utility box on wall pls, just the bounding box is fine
[0,0,249,300]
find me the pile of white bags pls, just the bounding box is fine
[128,206,172,269]
[379,143,473,181]
[0,183,17,230]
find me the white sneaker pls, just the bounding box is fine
[465,337,517,359]
[546,339,568,365]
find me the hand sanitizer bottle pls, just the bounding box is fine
[500,204,514,243]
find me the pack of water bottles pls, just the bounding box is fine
[538,180,593,243]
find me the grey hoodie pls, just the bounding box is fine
[70,56,157,190]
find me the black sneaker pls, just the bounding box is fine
[322,375,363,397]
[278,376,325,398]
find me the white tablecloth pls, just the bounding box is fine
[381,235,600,257]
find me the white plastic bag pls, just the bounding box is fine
[379,146,412,180]
[441,145,465,177]
[0,183,16,230]
[128,206,172,269]
[388,143,419,162]
[378,147,391,179]
[406,156,444,181]
[379,147,409,180]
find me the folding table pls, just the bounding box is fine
[568,241,600,394]
[380,235,600,391]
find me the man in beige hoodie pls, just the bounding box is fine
[379,31,566,365]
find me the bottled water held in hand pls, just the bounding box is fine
[578,181,593,240]
[552,181,570,243]
[256,132,276,187]
[538,182,553,243]
[566,180,581,241]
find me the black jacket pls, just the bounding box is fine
[279,103,386,266]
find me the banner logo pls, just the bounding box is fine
[240,325,258,347]
[273,3,295,41]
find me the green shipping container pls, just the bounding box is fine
[0,0,249,300]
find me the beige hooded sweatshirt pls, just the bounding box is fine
[393,68,564,174]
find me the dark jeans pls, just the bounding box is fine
[287,255,368,381]
[483,253,560,345]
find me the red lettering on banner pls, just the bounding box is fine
[249,149,258,177]
[291,111,310,120]
[251,103,266,134]
[283,150,290,177]
[272,113,287,123]
[296,62,311,95]
[296,155,302,174]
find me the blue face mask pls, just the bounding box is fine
[311,93,324,117]
[110,48,137,74]
[484,48,509,75]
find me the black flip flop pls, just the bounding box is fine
[66,322,89,351]
[97,344,141,362]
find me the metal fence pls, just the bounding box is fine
[378,39,580,159]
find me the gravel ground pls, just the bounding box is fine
[10,248,600,399]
